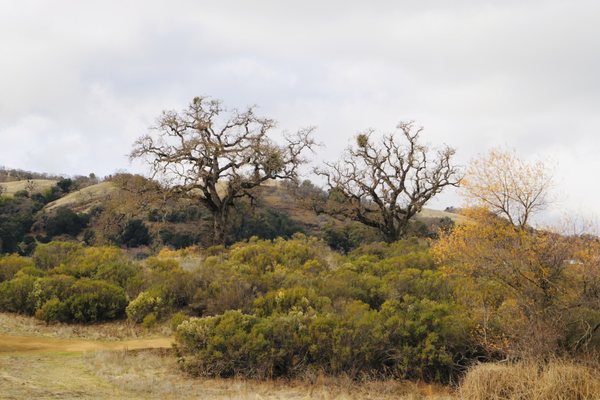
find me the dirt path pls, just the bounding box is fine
[0,333,173,353]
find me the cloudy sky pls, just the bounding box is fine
[1,0,599,220]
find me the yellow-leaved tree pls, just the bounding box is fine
[435,151,600,358]
[461,148,552,229]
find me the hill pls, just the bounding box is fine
[0,179,57,196]
[44,181,117,213]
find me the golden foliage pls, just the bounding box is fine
[462,148,552,228]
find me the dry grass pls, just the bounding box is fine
[0,312,169,340]
[417,208,470,225]
[44,181,117,212]
[86,349,454,399]
[459,359,600,400]
[0,179,56,195]
[0,349,453,399]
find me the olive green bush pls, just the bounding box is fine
[0,254,34,282]
[126,290,165,323]
[174,237,473,382]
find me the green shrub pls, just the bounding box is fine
[0,254,34,282]
[35,298,69,323]
[31,274,77,308]
[176,311,261,377]
[33,241,83,270]
[170,311,188,331]
[126,290,165,323]
[65,279,127,322]
[253,287,331,317]
[15,266,46,277]
[142,312,158,328]
[0,275,38,314]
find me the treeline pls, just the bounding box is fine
[0,166,67,182]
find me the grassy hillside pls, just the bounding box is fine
[44,181,117,213]
[0,179,56,195]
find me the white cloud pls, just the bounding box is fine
[0,0,599,219]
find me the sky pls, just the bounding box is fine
[1,0,599,221]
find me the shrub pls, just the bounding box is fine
[170,311,188,331]
[51,246,140,289]
[44,207,88,238]
[0,254,34,282]
[176,311,261,377]
[126,290,165,323]
[35,298,69,323]
[31,274,77,308]
[65,279,127,322]
[0,275,38,314]
[33,241,83,270]
[253,287,331,317]
[116,219,151,248]
[142,312,158,328]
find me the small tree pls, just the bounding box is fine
[131,97,315,244]
[316,122,461,242]
[462,148,552,229]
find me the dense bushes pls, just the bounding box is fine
[0,271,128,323]
[0,196,36,254]
[0,241,136,323]
[174,236,474,382]
[44,207,89,238]
[176,296,471,380]
[9,234,599,386]
[0,254,34,282]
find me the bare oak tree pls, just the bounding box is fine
[316,122,461,242]
[131,97,315,244]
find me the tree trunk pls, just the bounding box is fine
[212,211,226,245]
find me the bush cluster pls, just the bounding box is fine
[174,236,473,382]
[0,242,137,323]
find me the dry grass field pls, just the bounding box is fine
[44,181,117,212]
[0,313,453,400]
[0,179,56,195]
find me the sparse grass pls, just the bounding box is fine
[459,359,600,400]
[0,179,56,195]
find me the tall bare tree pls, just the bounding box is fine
[131,96,315,244]
[316,122,461,242]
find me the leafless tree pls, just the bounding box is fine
[316,122,461,242]
[131,96,315,244]
[24,179,37,195]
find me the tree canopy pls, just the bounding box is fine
[131,96,315,244]
[462,148,552,229]
[316,122,461,242]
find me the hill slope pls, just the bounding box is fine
[44,181,117,213]
[0,179,56,195]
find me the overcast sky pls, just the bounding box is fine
[1,0,599,221]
